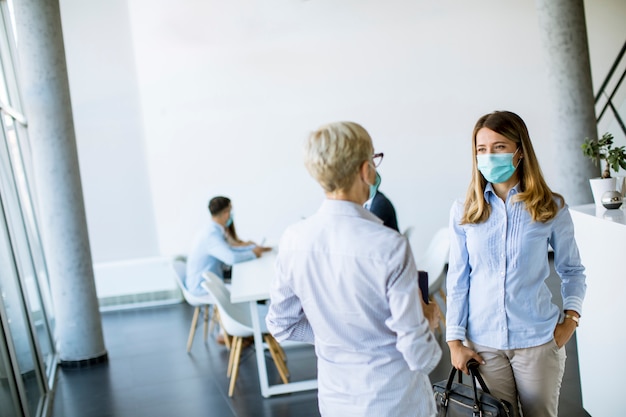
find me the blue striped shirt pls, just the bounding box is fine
[446,184,586,350]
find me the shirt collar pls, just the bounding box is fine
[319,199,383,225]
[210,219,225,232]
[483,182,521,201]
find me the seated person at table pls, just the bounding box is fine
[363,172,399,231]
[225,221,254,247]
[222,221,254,279]
[185,196,270,296]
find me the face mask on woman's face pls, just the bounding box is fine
[368,171,381,201]
[370,171,381,200]
[476,149,521,184]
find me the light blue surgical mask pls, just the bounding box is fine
[476,149,521,184]
[225,213,233,227]
[370,171,380,200]
[368,172,381,201]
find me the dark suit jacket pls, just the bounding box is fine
[368,191,399,232]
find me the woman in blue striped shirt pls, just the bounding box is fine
[446,111,586,417]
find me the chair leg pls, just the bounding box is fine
[209,305,219,334]
[227,336,238,377]
[265,333,287,362]
[264,335,289,384]
[218,313,232,350]
[221,330,233,350]
[274,338,287,363]
[265,335,289,374]
[228,337,243,397]
[187,306,200,352]
[273,339,290,379]
[203,306,209,342]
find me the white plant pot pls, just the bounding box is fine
[616,176,626,198]
[589,177,617,209]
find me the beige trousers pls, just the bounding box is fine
[467,340,566,417]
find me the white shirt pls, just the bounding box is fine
[266,199,441,417]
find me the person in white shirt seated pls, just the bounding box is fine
[266,121,442,417]
[185,196,270,296]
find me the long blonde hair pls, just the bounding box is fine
[461,111,564,224]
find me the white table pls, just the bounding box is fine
[570,204,626,417]
[230,249,318,397]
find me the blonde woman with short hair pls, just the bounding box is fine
[446,111,587,417]
[267,121,442,417]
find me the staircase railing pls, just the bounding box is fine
[595,40,626,137]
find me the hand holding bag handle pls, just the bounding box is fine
[467,359,491,394]
[434,359,512,417]
[440,360,488,417]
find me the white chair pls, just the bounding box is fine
[414,228,450,327]
[201,271,289,397]
[171,255,220,352]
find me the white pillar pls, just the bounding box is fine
[536,0,598,206]
[11,0,107,365]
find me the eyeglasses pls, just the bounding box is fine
[372,152,384,168]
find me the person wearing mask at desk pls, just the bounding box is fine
[364,172,399,232]
[225,221,253,247]
[266,121,441,417]
[222,221,256,280]
[185,196,270,296]
[446,111,586,417]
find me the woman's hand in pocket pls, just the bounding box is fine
[553,316,577,348]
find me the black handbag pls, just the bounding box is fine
[433,360,513,417]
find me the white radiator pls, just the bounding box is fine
[93,256,182,310]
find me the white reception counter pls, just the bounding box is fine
[570,204,626,417]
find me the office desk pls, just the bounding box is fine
[231,250,318,397]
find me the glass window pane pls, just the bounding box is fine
[3,115,54,374]
[0,3,56,417]
[0,54,10,106]
[0,325,22,417]
[0,199,43,417]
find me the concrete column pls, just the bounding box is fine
[11,0,107,365]
[536,0,598,206]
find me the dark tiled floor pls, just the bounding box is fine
[51,265,590,417]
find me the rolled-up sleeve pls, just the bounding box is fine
[266,252,315,344]
[550,205,586,315]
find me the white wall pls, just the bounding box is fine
[60,0,626,272]
[59,0,159,263]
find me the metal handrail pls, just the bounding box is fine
[595,40,626,136]
[0,98,27,125]
[595,41,626,103]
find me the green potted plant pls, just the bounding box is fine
[581,132,626,208]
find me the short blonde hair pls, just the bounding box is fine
[304,121,373,192]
